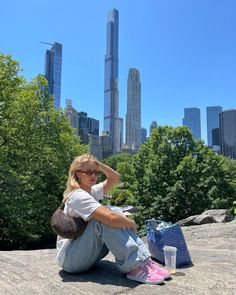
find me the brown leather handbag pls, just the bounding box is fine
[50,205,88,240]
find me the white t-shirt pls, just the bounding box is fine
[56,182,104,266]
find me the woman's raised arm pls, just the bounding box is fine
[98,162,120,194]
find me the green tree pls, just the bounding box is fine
[99,153,133,184]
[129,126,236,226]
[103,153,133,171]
[0,53,86,249]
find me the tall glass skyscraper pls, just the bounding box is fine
[220,109,236,159]
[45,42,62,109]
[206,106,222,147]
[183,108,201,139]
[125,68,141,149]
[103,9,120,153]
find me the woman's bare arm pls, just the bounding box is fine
[98,162,120,194]
[91,206,137,231]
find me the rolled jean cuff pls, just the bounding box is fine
[116,252,151,273]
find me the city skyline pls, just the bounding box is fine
[1,0,236,143]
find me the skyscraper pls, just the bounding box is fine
[103,9,120,154]
[183,108,201,139]
[87,117,99,136]
[100,131,113,159]
[206,106,222,147]
[77,112,100,143]
[119,117,123,148]
[149,121,157,136]
[64,99,78,134]
[220,109,236,159]
[125,68,141,150]
[78,112,89,144]
[141,127,147,144]
[44,42,62,109]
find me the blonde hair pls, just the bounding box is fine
[63,154,98,203]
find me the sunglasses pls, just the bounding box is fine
[77,170,100,176]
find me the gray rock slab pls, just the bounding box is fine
[178,209,234,226]
[177,215,199,226]
[194,209,234,225]
[1,221,236,295]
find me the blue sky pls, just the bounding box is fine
[1,0,236,143]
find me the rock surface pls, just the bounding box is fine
[194,209,234,224]
[1,221,236,295]
[178,209,234,226]
[177,215,199,226]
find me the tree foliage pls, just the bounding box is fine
[128,126,236,226]
[102,153,133,184]
[0,53,86,249]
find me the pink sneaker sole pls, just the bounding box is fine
[127,273,164,285]
[127,263,164,285]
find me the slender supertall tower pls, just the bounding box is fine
[125,68,141,149]
[103,9,120,154]
[44,42,62,109]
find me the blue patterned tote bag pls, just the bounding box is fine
[146,219,192,267]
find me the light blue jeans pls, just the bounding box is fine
[62,206,151,273]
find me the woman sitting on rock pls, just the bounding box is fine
[56,154,171,284]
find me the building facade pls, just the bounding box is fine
[125,68,141,150]
[183,107,201,139]
[78,112,88,129]
[220,109,236,159]
[149,121,157,136]
[89,135,103,160]
[44,42,62,108]
[119,117,123,148]
[206,106,222,147]
[100,131,113,159]
[87,117,99,136]
[141,127,147,144]
[103,9,120,154]
[78,111,99,144]
[212,127,221,152]
[64,99,79,134]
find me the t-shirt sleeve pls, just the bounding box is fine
[67,189,102,221]
[91,182,104,201]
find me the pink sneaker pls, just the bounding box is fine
[145,258,171,279]
[126,262,164,285]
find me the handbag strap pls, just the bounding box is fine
[58,199,66,210]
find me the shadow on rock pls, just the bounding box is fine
[151,257,195,270]
[59,260,140,288]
